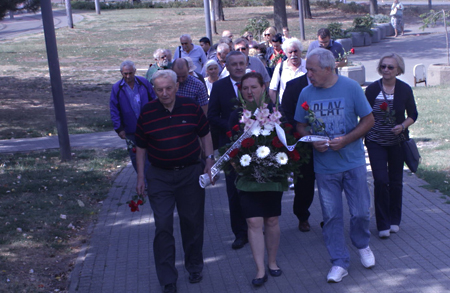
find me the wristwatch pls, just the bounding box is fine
[206,154,215,160]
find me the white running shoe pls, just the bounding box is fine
[327,266,348,283]
[379,229,390,238]
[390,225,400,233]
[359,246,375,268]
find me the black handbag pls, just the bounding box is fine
[402,138,421,173]
[378,80,421,172]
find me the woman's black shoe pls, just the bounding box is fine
[267,265,282,277]
[251,274,268,286]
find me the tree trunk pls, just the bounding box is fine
[213,0,224,21]
[303,0,312,19]
[428,0,432,10]
[291,0,299,10]
[369,0,378,15]
[273,0,287,33]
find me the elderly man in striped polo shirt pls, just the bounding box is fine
[135,69,214,293]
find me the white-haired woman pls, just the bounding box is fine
[268,38,307,103]
[365,53,418,238]
[203,59,220,95]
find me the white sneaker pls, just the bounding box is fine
[379,229,390,238]
[390,225,400,233]
[327,266,348,283]
[359,246,375,268]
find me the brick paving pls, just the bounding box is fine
[68,160,450,293]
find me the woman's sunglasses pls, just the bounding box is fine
[380,64,396,70]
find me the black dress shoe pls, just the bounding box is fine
[163,283,177,293]
[298,220,311,232]
[252,274,268,286]
[188,272,203,283]
[267,265,282,277]
[231,237,248,250]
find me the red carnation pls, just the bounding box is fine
[272,136,284,148]
[241,137,255,148]
[284,123,293,129]
[232,124,240,132]
[132,147,136,153]
[288,149,301,161]
[237,83,242,91]
[301,101,309,111]
[380,102,388,111]
[226,131,232,138]
[350,48,355,54]
[293,132,301,139]
[129,200,140,212]
[229,148,240,158]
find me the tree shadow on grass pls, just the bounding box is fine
[0,75,113,139]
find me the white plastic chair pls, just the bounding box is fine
[413,64,427,87]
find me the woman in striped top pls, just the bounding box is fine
[364,53,418,239]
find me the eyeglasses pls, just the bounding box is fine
[248,35,253,38]
[287,50,298,54]
[264,34,270,36]
[158,55,167,59]
[236,47,247,52]
[380,64,396,70]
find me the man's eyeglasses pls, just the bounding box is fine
[236,47,247,52]
[287,50,298,54]
[264,34,270,36]
[248,35,253,38]
[380,64,396,70]
[158,55,167,59]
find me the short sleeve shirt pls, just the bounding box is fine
[176,75,209,106]
[294,76,372,174]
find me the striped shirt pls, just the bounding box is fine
[366,92,401,146]
[135,97,210,167]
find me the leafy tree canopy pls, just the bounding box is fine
[0,0,40,20]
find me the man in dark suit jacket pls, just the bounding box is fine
[281,74,316,232]
[208,51,249,249]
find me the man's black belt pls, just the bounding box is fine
[152,161,200,171]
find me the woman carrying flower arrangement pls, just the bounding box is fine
[224,72,309,287]
[364,53,418,239]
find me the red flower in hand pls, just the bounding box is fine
[229,148,240,158]
[293,132,301,139]
[226,131,232,138]
[129,200,140,212]
[241,138,255,148]
[350,48,355,54]
[288,149,301,161]
[301,101,309,111]
[380,102,389,111]
[232,124,240,132]
[132,147,136,153]
[272,136,284,148]
[237,83,242,91]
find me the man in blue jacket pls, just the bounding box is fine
[110,60,156,172]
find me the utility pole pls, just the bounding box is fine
[95,0,101,15]
[298,0,305,40]
[65,0,74,28]
[40,0,72,161]
[203,0,212,42]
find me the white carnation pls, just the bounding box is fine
[261,128,271,136]
[251,125,262,137]
[276,152,288,165]
[240,154,252,167]
[256,146,270,159]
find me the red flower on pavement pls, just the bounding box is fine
[293,132,301,140]
[241,137,255,148]
[272,136,284,148]
[229,148,240,158]
[301,101,309,111]
[232,124,240,132]
[380,102,389,111]
[226,131,232,138]
[288,149,301,161]
[129,200,140,212]
[350,48,355,54]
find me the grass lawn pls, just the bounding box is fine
[0,148,129,292]
[411,85,450,200]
